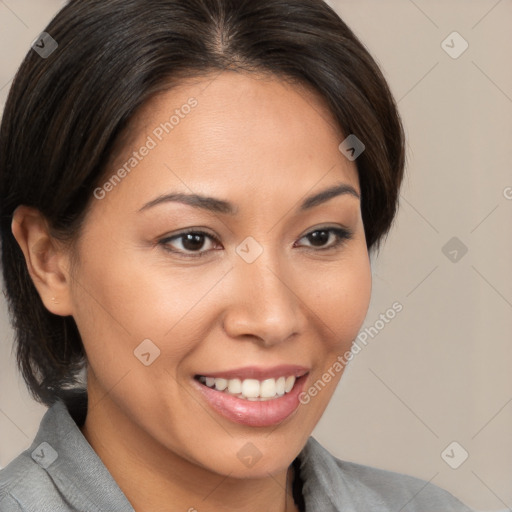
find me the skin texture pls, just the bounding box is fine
[12,71,372,512]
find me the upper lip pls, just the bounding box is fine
[196,365,310,381]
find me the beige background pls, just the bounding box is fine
[1,1,511,511]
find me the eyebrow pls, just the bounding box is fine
[138,183,360,215]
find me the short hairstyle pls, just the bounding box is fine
[0,0,405,410]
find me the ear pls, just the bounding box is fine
[11,205,74,316]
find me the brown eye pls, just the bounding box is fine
[180,233,208,251]
[297,227,353,250]
[306,230,331,247]
[159,230,220,258]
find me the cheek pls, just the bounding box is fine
[68,239,229,377]
[297,245,371,412]
[312,248,372,352]
[67,242,168,375]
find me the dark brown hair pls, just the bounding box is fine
[0,0,405,410]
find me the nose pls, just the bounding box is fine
[221,252,305,347]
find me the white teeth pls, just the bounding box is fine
[276,376,286,396]
[227,378,242,394]
[285,376,295,393]
[260,378,276,398]
[214,378,228,391]
[198,375,297,400]
[241,379,260,398]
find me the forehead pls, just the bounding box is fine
[135,70,344,137]
[98,70,359,212]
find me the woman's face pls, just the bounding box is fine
[68,71,372,477]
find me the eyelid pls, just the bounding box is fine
[298,224,352,240]
[162,228,217,241]
[295,226,353,249]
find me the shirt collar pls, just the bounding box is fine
[30,399,135,512]
[299,435,352,511]
[31,399,341,512]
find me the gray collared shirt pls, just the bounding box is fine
[1,400,473,511]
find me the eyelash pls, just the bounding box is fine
[158,227,353,259]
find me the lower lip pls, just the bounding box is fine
[193,375,308,427]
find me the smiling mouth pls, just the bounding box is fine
[194,374,304,401]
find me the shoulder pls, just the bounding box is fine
[0,450,60,512]
[0,398,83,512]
[300,437,473,511]
[332,457,471,511]
[0,494,23,512]
[0,398,134,512]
